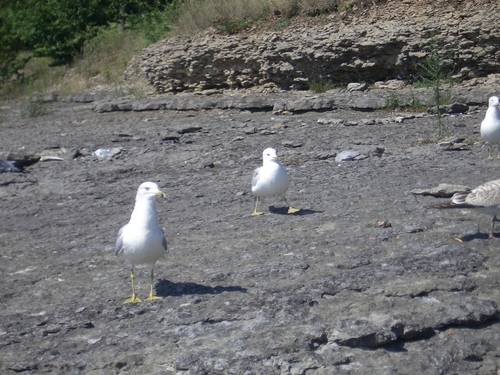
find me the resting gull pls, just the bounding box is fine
[251,147,299,216]
[427,179,500,239]
[480,96,500,159]
[115,182,168,303]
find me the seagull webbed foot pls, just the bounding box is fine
[123,294,142,304]
[146,295,162,301]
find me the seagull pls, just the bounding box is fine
[427,179,500,239]
[251,147,300,216]
[480,96,500,159]
[115,182,168,303]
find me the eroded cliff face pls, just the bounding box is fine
[126,0,500,93]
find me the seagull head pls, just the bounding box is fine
[262,147,279,163]
[488,96,500,108]
[136,181,167,201]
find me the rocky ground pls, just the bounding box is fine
[1,83,500,374]
[2,0,500,371]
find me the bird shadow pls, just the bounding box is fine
[458,232,492,242]
[0,179,37,187]
[268,206,323,216]
[155,279,248,297]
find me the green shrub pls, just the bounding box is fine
[385,93,400,109]
[309,77,334,93]
[23,96,49,118]
[218,19,252,34]
[417,39,456,138]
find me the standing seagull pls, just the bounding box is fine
[251,147,300,216]
[427,179,500,239]
[480,96,500,159]
[115,182,168,303]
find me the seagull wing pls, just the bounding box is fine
[115,224,127,256]
[252,167,261,189]
[462,180,500,207]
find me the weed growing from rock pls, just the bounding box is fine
[385,92,400,110]
[417,39,456,139]
[23,97,49,118]
[309,77,334,93]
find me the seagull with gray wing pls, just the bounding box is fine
[115,182,168,303]
[480,96,500,159]
[251,147,300,216]
[427,179,500,239]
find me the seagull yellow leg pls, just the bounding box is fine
[145,268,162,301]
[284,197,300,214]
[123,269,142,304]
[251,197,264,216]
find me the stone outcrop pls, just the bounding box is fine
[127,0,500,93]
[90,84,498,115]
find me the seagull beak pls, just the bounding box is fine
[156,190,167,199]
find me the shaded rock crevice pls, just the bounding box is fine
[329,296,499,349]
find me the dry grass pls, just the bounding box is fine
[172,0,268,34]
[172,0,356,35]
[70,27,149,89]
[0,57,67,100]
[0,26,150,100]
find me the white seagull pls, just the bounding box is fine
[480,96,500,159]
[251,147,299,216]
[427,179,500,239]
[115,182,168,303]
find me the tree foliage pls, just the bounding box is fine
[0,0,173,78]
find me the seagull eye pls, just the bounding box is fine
[144,187,150,191]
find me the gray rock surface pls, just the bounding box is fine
[91,84,500,115]
[1,86,500,374]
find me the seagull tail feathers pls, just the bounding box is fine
[425,192,476,209]
[426,200,476,210]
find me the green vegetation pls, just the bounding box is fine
[309,77,335,93]
[273,17,292,30]
[23,96,50,118]
[385,92,401,110]
[0,0,174,98]
[1,0,173,68]
[0,0,385,100]
[217,19,252,35]
[416,39,456,138]
[384,91,428,112]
